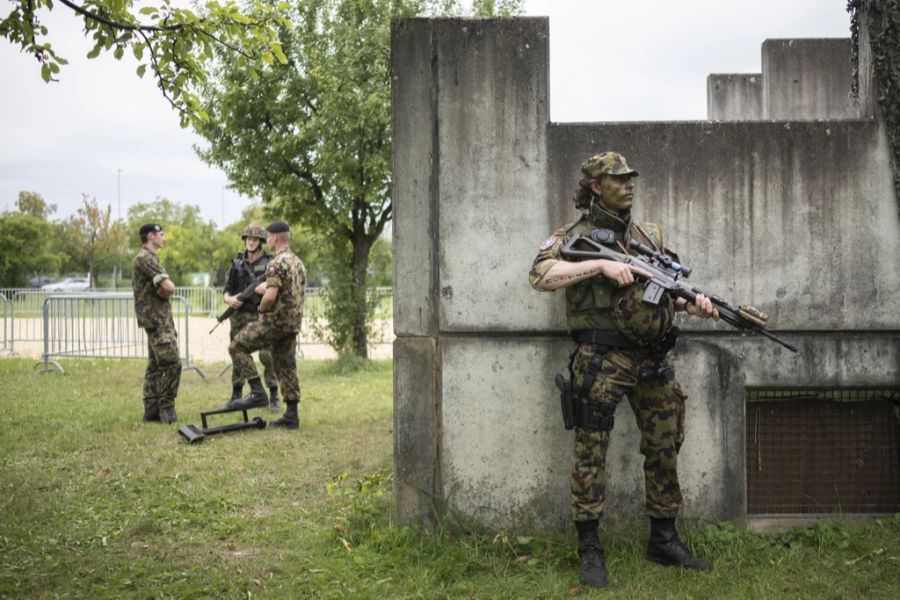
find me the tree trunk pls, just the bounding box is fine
[349,232,374,359]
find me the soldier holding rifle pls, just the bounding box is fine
[222,224,280,411]
[529,153,717,589]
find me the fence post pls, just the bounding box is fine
[175,295,205,379]
[35,296,63,374]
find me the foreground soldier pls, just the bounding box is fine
[133,223,180,424]
[529,153,718,588]
[228,221,306,429]
[223,224,280,411]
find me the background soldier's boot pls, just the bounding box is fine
[159,407,177,424]
[224,383,243,409]
[269,386,281,413]
[143,403,160,422]
[646,517,711,572]
[231,377,268,409]
[271,401,299,430]
[576,520,608,588]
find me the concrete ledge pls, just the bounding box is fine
[707,73,763,121]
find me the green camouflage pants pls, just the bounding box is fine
[143,326,181,413]
[229,321,300,404]
[570,344,686,522]
[229,312,277,388]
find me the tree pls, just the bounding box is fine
[195,0,521,358]
[56,195,118,286]
[1,0,291,126]
[0,209,62,287]
[16,191,56,219]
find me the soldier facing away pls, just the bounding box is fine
[222,224,280,411]
[132,223,180,424]
[529,152,719,589]
[228,220,307,429]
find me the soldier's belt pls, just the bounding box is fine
[572,329,640,349]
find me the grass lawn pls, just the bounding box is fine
[0,358,898,599]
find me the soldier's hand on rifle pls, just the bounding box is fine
[599,260,651,287]
[255,282,266,295]
[682,293,720,320]
[225,294,244,310]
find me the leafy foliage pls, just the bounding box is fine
[0,0,291,126]
[849,0,900,211]
[0,209,63,286]
[55,195,126,286]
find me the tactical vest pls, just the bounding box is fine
[564,210,667,334]
[231,251,272,313]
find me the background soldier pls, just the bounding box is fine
[529,153,718,588]
[223,224,280,411]
[132,223,180,424]
[228,220,306,430]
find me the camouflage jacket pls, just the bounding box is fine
[132,247,174,330]
[529,205,671,333]
[262,248,307,333]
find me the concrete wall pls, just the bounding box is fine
[393,18,900,530]
[707,74,762,120]
[708,38,872,121]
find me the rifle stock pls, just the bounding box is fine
[560,232,798,353]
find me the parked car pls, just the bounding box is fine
[42,277,91,292]
[27,275,58,288]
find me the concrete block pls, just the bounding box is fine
[393,336,440,526]
[707,73,763,120]
[392,19,437,336]
[432,18,552,333]
[762,38,862,120]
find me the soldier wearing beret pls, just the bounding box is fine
[228,220,307,429]
[132,223,180,424]
[529,153,718,588]
[222,223,280,411]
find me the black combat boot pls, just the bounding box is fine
[159,407,177,424]
[269,386,281,413]
[646,517,711,572]
[224,383,243,409]
[143,404,160,422]
[576,520,608,588]
[231,377,268,409]
[271,401,299,430]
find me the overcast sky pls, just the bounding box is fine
[1,0,851,224]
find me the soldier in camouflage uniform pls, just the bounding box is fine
[132,223,180,424]
[223,224,280,411]
[228,221,307,429]
[529,153,718,588]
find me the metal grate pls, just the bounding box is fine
[746,388,900,514]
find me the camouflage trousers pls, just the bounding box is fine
[229,312,277,388]
[570,344,686,522]
[229,321,300,404]
[143,326,181,413]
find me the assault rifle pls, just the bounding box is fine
[560,230,798,352]
[209,273,267,334]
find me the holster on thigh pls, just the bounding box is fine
[576,353,617,432]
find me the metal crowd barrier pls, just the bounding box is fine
[35,293,204,378]
[0,292,8,355]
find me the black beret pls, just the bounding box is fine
[139,223,163,237]
[266,220,290,233]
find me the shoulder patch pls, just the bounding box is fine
[539,236,556,251]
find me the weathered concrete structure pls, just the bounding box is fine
[392,17,900,530]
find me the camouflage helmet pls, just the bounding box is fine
[580,152,639,179]
[241,224,267,242]
[611,284,674,346]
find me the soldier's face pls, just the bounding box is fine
[150,231,165,248]
[592,174,636,212]
[267,232,276,247]
[245,238,261,252]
